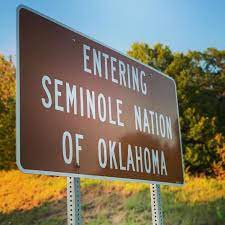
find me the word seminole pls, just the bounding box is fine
[41,74,173,140]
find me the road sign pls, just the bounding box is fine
[16,6,184,185]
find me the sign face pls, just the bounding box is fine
[17,6,184,185]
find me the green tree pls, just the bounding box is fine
[128,43,225,177]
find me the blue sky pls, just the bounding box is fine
[0,0,225,57]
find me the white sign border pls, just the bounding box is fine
[16,4,185,186]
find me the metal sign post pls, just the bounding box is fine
[67,177,82,225]
[150,184,164,225]
[66,180,164,225]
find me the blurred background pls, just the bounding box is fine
[0,1,224,225]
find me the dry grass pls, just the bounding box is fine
[0,170,225,225]
[163,175,225,203]
[0,170,66,213]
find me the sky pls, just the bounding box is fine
[0,0,225,57]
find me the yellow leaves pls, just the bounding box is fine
[127,42,150,65]
[0,54,16,104]
[214,133,224,144]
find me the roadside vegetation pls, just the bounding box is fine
[0,170,224,225]
[0,43,225,224]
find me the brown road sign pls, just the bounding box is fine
[16,5,184,185]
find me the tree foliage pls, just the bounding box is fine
[128,43,225,177]
[0,55,16,170]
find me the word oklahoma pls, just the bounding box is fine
[62,131,168,176]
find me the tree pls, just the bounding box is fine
[0,54,16,169]
[128,43,225,177]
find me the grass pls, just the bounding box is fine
[0,170,225,225]
[0,170,66,213]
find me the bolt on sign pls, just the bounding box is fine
[16,6,184,185]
